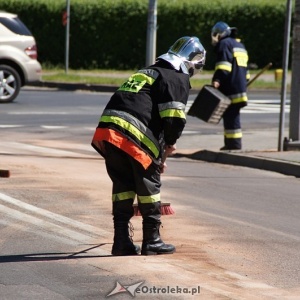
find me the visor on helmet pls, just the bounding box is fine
[168,36,206,77]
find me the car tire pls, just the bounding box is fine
[0,64,21,103]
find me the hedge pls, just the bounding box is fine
[0,0,289,70]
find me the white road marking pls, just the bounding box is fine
[0,193,110,255]
[182,130,203,135]
[0,125,95,130]
[0,203,95,242]
[0,142,91,156]
[0,192,109,238]
[198,209,300,242]
[0,125,23,128]
[0,196,296,296]
[41,125,67,129]
[7,111,99,115]
[243,103,290,114]
[186,100,290,114]
[8,111,69,115]
[85,127,96,131]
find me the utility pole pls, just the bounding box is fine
[145,0,157,66]
[278,0,292,151]
[285,0,300,150]
[65,0,70,74]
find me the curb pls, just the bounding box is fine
[27,81,201,94]
[26,81,300,178]
[27,81,118,93]
[174,150,300,178]
[27,81,269,95]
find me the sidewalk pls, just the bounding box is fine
[26,74,300,178]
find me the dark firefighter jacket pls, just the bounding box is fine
[212,36,250,107]
[91,59,190,169]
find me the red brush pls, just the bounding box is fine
[133,202,175,216]
[133,147,175,216]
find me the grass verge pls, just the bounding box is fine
[41,69,287,91]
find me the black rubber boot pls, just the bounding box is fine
[139,202,175,255]
[111,200,140,256]
[141,221,175,255]
[111,221,140,256]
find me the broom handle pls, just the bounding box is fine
[161,145,175,164]
[247,62,272,87]
[162,150,169,164]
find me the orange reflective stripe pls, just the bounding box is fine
[92,128,152,169]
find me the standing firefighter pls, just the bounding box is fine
[211,21,250,150]
[92,36,206,256]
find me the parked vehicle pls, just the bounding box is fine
[0,12,42,103]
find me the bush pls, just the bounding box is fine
[0,0,288,70]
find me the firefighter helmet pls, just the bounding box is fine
[211,21,236,45]
[167,36,206,77]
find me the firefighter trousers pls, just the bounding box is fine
[222,104,242,149]
[103,141,162,222]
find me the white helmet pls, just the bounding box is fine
[166,36,206,77]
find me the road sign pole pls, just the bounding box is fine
[65,0,70,74]
[285,0,300,150]
[145,0,157,66]
[278,0,293,151]
[290,0,300,140]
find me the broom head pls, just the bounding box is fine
[133,202,174,216]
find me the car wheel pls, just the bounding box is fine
[0,64,21,103]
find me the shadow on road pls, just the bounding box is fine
[0,243,113,263]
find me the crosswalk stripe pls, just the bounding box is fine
[0,125,23,128]
[186,100,290,114]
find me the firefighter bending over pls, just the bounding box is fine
[92,36,206,256]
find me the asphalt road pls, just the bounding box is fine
[0,89,299,299]
[1,88,288,140]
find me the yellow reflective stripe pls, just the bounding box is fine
[138,193,160,204]
[112,191,136,202]
[224,130,242,139]
[233,48,248,67]
[225,132,243,138]
[233,51,248,58]
[100,115,159,157]
[118,72,156,93]
[102,109,159,149]
[118,79,144,93]
[231,95,248,104]
[215,61,232,72]
[159,109,186,119]
[132,73,156,85]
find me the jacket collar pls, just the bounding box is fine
[156,53,189,75]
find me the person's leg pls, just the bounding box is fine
[131,160,175,255]
[104,142,140,256]
[221,105,242,150]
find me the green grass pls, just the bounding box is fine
[41,70,130,86]
[41,68,287,91]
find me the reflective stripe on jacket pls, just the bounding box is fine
[91,59,190,168]
[212,37,249,107]
[100,109,160,158]
[92,127,153,169]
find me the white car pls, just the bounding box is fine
[0,12,42,103]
